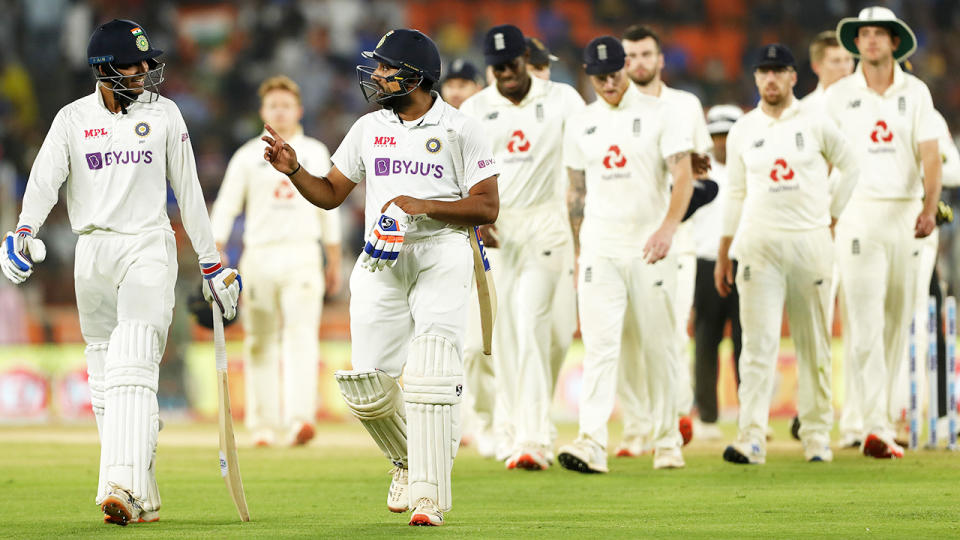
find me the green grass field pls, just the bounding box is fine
[2,421,959,539]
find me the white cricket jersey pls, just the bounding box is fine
[692,159,729,260]
[210,129,342,249]
[564,83,692,255]
[722,98,859,236]
[800,84,826,115]
[18,88,218,265]
[331,92,499,241]
[932,111,960,188]
[459,75,584,210]
[824,63,940,200]
[659,85,713,155]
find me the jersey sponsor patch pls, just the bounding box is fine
[506,130,530,153]
[478,158,495,169]
[85,150,153,170]
[374,136,397,147]
[373,157,444,179]
[84,128,109,139]
[134,122,151,137]
[769,158,794,182]
[870,120,893,143]
[602,145,627,169]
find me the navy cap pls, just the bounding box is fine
[443,58,478,82]
[88,19,163,66]
[483,25,526,66]
[753,43,795,69]
[362,29,442,82]
[583,36,625,75]
[526,37,559,66]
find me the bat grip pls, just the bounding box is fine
[213,303,228,371]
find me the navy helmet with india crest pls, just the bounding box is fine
[357,29,442,104]
[88,19,165,110]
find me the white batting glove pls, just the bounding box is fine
[201,262,242,320]
[360,203,408,272]
[2,225,46,285]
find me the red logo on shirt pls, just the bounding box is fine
[506,130,531,153]
[870,120,894,143]
[602,145,627,169]
[374,136,397,147]
[274,178,296,200]
[84,128,109,139]
[769,158,795,182]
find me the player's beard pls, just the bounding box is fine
[629,66,658,87]
[380,90,414,112]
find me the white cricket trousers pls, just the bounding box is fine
[238,242,324,435]
[488,203,575,448]
[577,251,682,450]
[735,227,834,445]
[836,198,921,440]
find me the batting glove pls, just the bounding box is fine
[201,261,243,320]
[936,200,953,225]
[360,203,408,272]
[1,225,46,285]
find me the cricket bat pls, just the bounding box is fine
[469,226,497,355]
[213,303,251,522]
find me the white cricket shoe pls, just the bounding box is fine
[695,421,725,441]
[387,466,409,513]
[723,441,766,464]
[558,437,609,474]
[803,439,834,462]
[505,443,550,470]
[100,482,158,526]
[409,497,443,526]
[614,434,651,457]
[653,446,686,469]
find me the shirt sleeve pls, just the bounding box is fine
[458,116,499,191]
[721,124,746,238]
[330,119,366,183]
[320,206,343,245]
[562,115,585,171]
[18,108,70,232]
[165,101,219,266]
[914,81,940,145]
[209,146,248,246]
[659,105,695,160]
[819,117,859,219]
[689,96,713,154]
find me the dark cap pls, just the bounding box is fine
[583,36,625,75]
[88,19,163,66]
[483,24,526,66]
[362,29,442,82]
[526,37,559,66]
[753,43,795,69]
[443,58,478,82]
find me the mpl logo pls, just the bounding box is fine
[84,128,109,139]
[870,120,893,143]
[769,158,794,182]
[373,136,397,147]
[602,145,627,169]
[506,130,531,153]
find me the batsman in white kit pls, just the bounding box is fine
[459,24,584,469]
[717,44,859,465]
[557,36,695,473]
[0,20,242,525]
[260,29,499,526]
[210,75,342,448]
[825,7,942,459]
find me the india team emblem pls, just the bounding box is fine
[136,35,149,52]
[134,122,151,137]
[425,137,442,153]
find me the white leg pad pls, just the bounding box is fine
[335,369,407,467]
[403,334,462,512]
[101,321,162,512]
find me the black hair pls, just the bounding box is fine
[622,25,662,52]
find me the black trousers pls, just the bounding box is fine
[693,258,742,423]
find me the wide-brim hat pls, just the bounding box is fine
[836,6,917,62]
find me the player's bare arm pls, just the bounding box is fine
[382,176,499,226]
[916,138,942,238]
[566,167,586,255]
[644,150,693,263]
[262,124,356,210]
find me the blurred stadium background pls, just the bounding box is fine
[2,0,960,427]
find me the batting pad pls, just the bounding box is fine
[403,334,463,512]
[101,321,162,511]
[336,369,408,468]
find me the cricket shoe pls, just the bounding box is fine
[653,446,685,469]
[695,420,724,441]
[505,444,549,470]
[862,433,904,459]
[252,429,274,447]
[722,441,765,464]
[101,482,158,526]
[290,422,315,446]
[557,437,609,474]
[679,416,694,446]
[387,466,409,513]
[790,416,801,441]
[803,439,834,462]
[614,434,651,457]
[838,432,862,449]
[409,497,443,526]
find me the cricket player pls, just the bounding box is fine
[440,59,481,109]
[526,36,559,80]
[261,29,499,526]
[557,36,694,473]
[459,24,583,470]
[615,25,713,455]
[717,44,858,464]
[827,6,941,459]
[209,75,342,448]
[1,19,242,525]
[690,104,744,441]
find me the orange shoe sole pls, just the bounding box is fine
[615,448,636,458]
[513,454,547,470]
[409,513,439,526]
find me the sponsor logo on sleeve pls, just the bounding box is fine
[477,158,495,169]
[181,132,189,142]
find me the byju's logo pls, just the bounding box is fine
[85,153,103,170]
[870,120,894,143]
[85,150,153,170]
[602,145,627,169]
[506,130,531,153]
[373,158,444,179]
[374,158,391,176]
